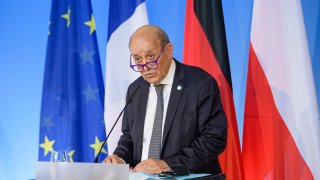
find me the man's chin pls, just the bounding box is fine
[143,77,160,85]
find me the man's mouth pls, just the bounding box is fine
[143,72,155,78]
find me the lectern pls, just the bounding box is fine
[36,162,129,180]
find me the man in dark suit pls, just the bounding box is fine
[104,25,227,175]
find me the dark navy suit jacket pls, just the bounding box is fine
[114,60,227,174]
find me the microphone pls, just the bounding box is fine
[94,86,141,163]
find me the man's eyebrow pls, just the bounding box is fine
[132,53,141,56]
[132,49,156,55]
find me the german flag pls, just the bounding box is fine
[183,0,244,179]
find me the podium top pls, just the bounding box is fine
[36,162,129,180]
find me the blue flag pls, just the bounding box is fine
[38,0,106,163]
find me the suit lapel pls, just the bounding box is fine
[135,80,149,162]
[162,60,185,148]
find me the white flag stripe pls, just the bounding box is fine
[105,2,148,154]
[251,0,320,178]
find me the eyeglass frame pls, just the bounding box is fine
[130,46,165,72]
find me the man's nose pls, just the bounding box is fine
[140,58,150,71]
[143,64,149,71]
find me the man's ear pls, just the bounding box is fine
[165,43,173,56]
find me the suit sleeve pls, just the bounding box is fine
[113,86,134,165]
[164,76,227,171]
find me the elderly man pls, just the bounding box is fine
[104,25,227,175]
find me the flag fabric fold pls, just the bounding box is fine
[39,0,106,163]
[105,0,148,154]
[243,0,320,179]
[183,0,244,179]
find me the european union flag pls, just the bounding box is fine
[38,0,106,163]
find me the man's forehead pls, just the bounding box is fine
[131,48,157,55]
[130,41,159,54]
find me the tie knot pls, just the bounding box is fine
[155,84,164,96]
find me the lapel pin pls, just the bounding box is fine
[177,85,182,91]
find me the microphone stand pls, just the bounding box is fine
[94,86,140,163]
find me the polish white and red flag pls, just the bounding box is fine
[242,0,320,179]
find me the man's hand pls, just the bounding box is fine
[134,159,171,174]
[103,154,124,164]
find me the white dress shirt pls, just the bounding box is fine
[141,60,176,161]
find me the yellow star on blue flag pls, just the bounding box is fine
[68,150,75,162]
[39,135,55,157]
[90,136,107,157]
[84,14,96,35]
[61,6,71,27]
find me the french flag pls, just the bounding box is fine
[104,0,148,154]
[243,0,320,179]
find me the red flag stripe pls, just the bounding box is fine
[242,43,313,179]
